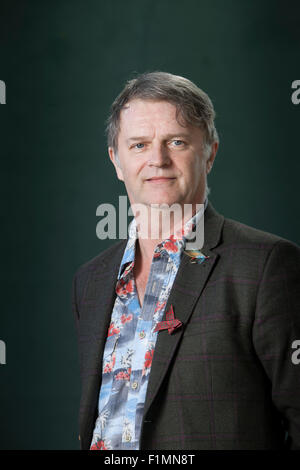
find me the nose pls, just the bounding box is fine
[147,143,171,167]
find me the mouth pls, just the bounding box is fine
[146,177,176,183]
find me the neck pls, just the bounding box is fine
[132,200,205,265]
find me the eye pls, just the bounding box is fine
[172,140,184,146]
[134,143,145,149]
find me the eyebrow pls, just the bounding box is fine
[126,133,191,144]
[126,136,150,144]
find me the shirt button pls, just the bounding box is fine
[131,381,138,390]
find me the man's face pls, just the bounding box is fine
[109,99,217,209]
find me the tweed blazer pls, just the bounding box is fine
[72,201,300,450]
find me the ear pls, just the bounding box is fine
[206,141,218,175]
[108,147,124,181]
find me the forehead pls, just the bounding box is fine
[118,99,187,135]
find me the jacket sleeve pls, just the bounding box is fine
[252,239,300,449]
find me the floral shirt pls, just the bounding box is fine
[90,199,208,450]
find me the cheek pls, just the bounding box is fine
[118,158,134,177]
[181,155,204,179]
[120,162,142,186]
[116,166,124,181]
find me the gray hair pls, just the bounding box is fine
[106,71,219,157]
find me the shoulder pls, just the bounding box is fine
[222,213,297,245]
[209,213,300,305]
[73,239,127,280]
[220,213,300,263]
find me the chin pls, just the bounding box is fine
[146,200,182,209]
[145,194,176,204]
[145,191,180,206]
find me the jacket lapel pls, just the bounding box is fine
[142,201,225,419]
[79,241,127,448]
[82,241,127,374]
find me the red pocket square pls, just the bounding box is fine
[154,304,183,334]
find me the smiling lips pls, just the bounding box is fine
[146,177,176,183]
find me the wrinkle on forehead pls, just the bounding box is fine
[119,99,186,134]
[121,99,177,116]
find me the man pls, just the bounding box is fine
[72,71,300,450]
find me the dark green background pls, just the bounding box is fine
[0,0,299,450]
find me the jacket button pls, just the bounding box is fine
[78,435,81,441]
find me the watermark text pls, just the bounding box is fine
[96,196,205,250]
[291,340,300,365]
[291,80,300,105]
[0,340,6,365]
[0,80,6,104]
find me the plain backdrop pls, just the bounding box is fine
[0,0,299,449]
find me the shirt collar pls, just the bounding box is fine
[117,198,208,280]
